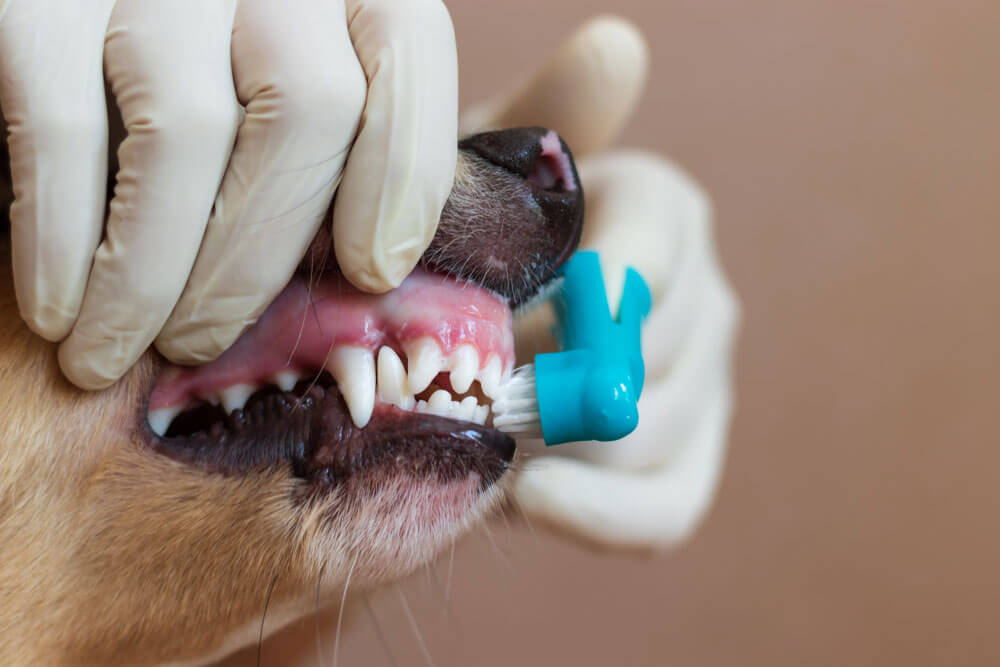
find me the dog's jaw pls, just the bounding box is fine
[0,127,583,666]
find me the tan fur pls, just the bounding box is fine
[0,238,505,665]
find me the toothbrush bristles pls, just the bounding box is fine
[491,364,543,438]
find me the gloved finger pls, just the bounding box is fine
[513,378,733,551]
[334,0,458,293]
[155,0,366,365]
[0,0,115,340]
[511,151,740,548]
[459,15,648,157]
[58,0,240,389]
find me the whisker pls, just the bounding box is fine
[363,594,398,667]
[428,559,453,620]
[444,538,456,605]
[314,563,326,667]
[332,553,358,667]
[256,573,280,667]
[481,523,513,574]
[398,586,437,667]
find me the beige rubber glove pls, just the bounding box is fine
[0,0,457,389]
[463,16,740,550]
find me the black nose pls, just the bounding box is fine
[459,126,581,193]
[447,127,584,304]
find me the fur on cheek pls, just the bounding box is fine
[299,470,510,588]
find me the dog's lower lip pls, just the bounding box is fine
[147,377,515,485]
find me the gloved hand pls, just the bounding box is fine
[463,16,740,550]
[0,0,457,390]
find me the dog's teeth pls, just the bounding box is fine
[327,346,375,428]
[403,337,445,394]
[148,405,183,437]
[415,399,431,414]
[221,383,256,414]
[428,389,453,415]
[271,371,299,392]
[376,347,414,410]
[479,356,503,399]
[455,396,478,421]
[448,344,479,394]
[473,404,489,425]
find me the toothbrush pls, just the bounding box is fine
[492,250,652,446]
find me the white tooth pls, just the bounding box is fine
[415,399,431,414]
[403,337,445,394]
[428,389,453,416]
[221,383,256,414]
[479,356,503,399]
[148,405,183,437]
[200,390,221,406]
[377,347,414,410]
[455,396,478,421]
[473,404,489,425]
[272,371,299,392]
[327,346,376,428]
[448,345,479,394]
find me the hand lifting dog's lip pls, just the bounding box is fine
[0,127,582,665]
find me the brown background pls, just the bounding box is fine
[239,1,1000,665]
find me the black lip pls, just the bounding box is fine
[147,382,515,488]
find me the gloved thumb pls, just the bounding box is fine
[460,15,649,157]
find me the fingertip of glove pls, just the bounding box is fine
[568,14,650,107]
[56,344,118,391]
[154,326,240,367]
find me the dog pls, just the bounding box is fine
[0,126,583,665]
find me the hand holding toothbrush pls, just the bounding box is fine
[462,16,740,550]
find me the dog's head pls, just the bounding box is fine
[0,127,582,665]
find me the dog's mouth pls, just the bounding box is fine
[146,268,517,487]
[143,127,583,493]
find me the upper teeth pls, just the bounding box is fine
[376,346,414,411]
[327,346,376,428]
[221,383,256,414]
[403,337,446,394]
[148,337,507,434]
[448,344,478,394]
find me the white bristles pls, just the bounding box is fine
[491,364,543,438]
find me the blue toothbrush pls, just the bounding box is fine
[492,250,652,445]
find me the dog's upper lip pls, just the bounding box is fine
[149,267,515,415]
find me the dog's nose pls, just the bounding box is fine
[459,126,584,270]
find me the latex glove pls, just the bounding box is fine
[0,0,457,389]
[462,16,740,551]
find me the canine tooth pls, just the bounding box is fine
[428,389,453,415]
[272,371,298,392]
[473,404,489,425]
[148,405,183,437]
[479,356,503,399]
[448,345,479,394]
[403,337,445,394]
[221,383,256,413]
[327,346,376,428]
[377,347,414,410]
[455,396,478,421]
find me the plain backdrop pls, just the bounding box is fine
[227,1,1000,665]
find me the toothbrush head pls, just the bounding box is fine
[534,251,651,445]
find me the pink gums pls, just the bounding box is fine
[149,269,514,410]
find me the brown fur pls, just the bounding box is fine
[0,236,505,665]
